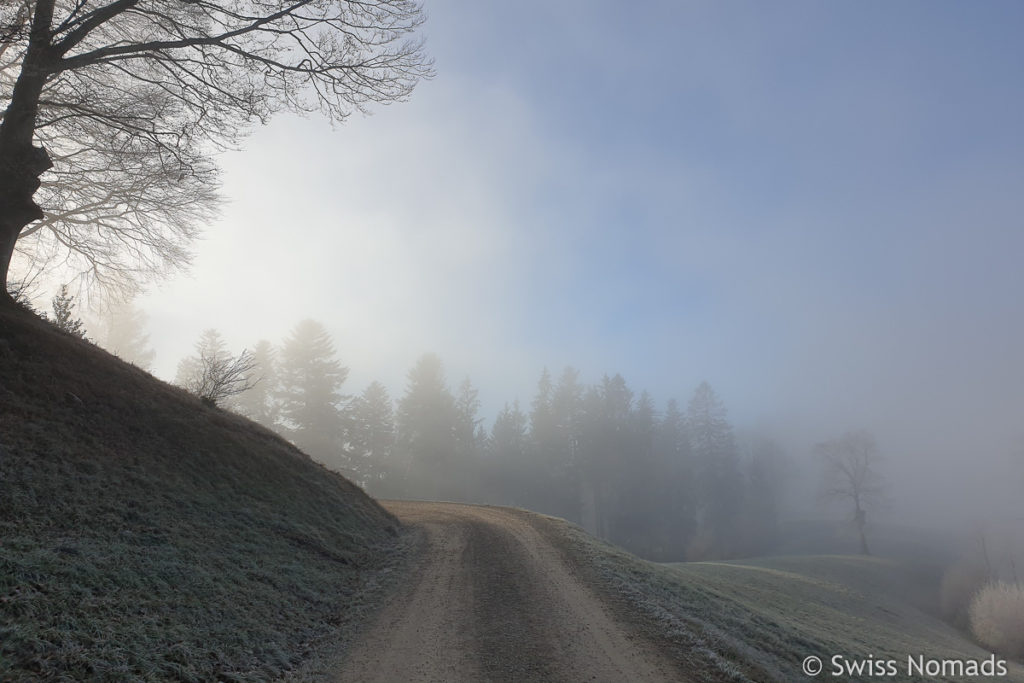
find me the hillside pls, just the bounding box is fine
[534,513,1024,682]
[0,302,407,680]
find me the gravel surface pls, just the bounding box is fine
[339,501,684,682]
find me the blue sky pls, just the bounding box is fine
[137,1,1024,516]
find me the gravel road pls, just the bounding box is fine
[338,501,683,682]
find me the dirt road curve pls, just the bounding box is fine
[339,501,682,682]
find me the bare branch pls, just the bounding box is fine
[1,0,432,297]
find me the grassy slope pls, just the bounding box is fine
[0,303,406,681]
[534,514,1024,683]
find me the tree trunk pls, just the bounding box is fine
[0,0,57,296]
[0,143,51,296]
[855,505,870,555]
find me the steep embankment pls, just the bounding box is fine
[0,303,404,680]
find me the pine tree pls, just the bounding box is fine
[653,398,695,559]
[484,400,530,505]
[175,328,230,390]
[395,353,457,501]
[95,299,155,369]
[50,284,86,338]
[544,366,584,521]
[578,374,633,540]
[529,367,556,449]
[233,339,280,429]
[490,401,528,460]
[349,381,396,491]
[454,377,484,461]
[686,381,743,558]
[613,390,658,551]
[277,320,349,468]
[741,436,786,555]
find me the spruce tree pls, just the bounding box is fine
[96,299,155,369]
[233,339,280,429]
[653,398,696,559]
[175,328,229,391]
[50,284,86,338]
[395,353,457,500]
[686,381,743,558]
[454,377,484,461]
[277,320,349,468]
[349,381,396,490]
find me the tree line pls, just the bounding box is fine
[31,288,886,562]
[176,318,790,561]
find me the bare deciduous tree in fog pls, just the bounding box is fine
[0,0,432,299]
[176,328,256,407]
[816,430,885,556]
[190,349,258,407]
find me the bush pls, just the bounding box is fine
[940,562,989,629]
[969,581,1024,660]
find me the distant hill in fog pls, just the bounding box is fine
[774,519,965,564]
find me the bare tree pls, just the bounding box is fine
[188,348,258,407]
[176,328,257,407]
[0,0,432,299]
[816,430,885,555]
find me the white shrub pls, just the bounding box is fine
[969,581,1024,660]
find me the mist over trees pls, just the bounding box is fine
[156,318,922,564]
[186,322,796,560]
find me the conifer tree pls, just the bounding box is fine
[349,381,396,490]
[395,353,457,500]
[653,398,696,559]
[484,400,531,505]
[529,367,556,451]
[491,401,529,460]
[543,366,584,521]
[454,377,484,461]
[277,320,349,468]
[50,284,85,338]
[175,328,228,390]
[94,299,155,369]
[687,381,743,558]
[578,374,633,540]
[233,339,280,429]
